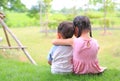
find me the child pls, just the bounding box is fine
[47,21,74,74]
[53,16,106,74]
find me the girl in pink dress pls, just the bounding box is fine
[53,16,106,74]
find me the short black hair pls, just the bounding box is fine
[58,21,74,39]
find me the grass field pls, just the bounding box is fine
[0,27,120,81]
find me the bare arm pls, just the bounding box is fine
[52,38,73,46]
[48,61,52,65]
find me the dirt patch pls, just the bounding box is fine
[113,48,120,57]
[19,56,27,62]
[0,49,27,62]
[113,52,120,57]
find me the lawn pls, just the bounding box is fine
[0,27,120,81]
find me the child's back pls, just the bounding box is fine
[48,21,74,74]
[50,45,73,74]
[72,16,106,74]
[73,37,105,74]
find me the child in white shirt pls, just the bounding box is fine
[47,21,74,74]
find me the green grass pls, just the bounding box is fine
[0,27,120,81]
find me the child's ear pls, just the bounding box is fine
[74,27,79,37]
[57,33,61,39]
[57,33,62,39]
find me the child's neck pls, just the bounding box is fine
[80,32,91,40]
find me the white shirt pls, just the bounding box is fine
[48,45,73,74]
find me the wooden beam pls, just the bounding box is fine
[0,46,26,49]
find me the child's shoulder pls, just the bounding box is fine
[91,38,98,42]
[74,37,83,41]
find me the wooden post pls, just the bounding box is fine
[0,18,37,65]
[2,24,11,46]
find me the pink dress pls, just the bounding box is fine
[73,37,106,74]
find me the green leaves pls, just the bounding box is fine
[0,0,27,12]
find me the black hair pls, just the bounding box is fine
[58,21,74,39]
[73,16,92,37]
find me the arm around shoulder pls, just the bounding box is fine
[52,38,73,46]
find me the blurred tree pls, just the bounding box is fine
[8,0,27,12]
[27,0,52,35]
[0,0,27,12]
[71,0,77,16]
[27,0,45,32]
[0,0,8,10]
[61,8,72,14]
[27,5,39,19]
[43,0,52,36]
[89,0,102,5]
[27,4,45,19]
[89,0,115,34]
